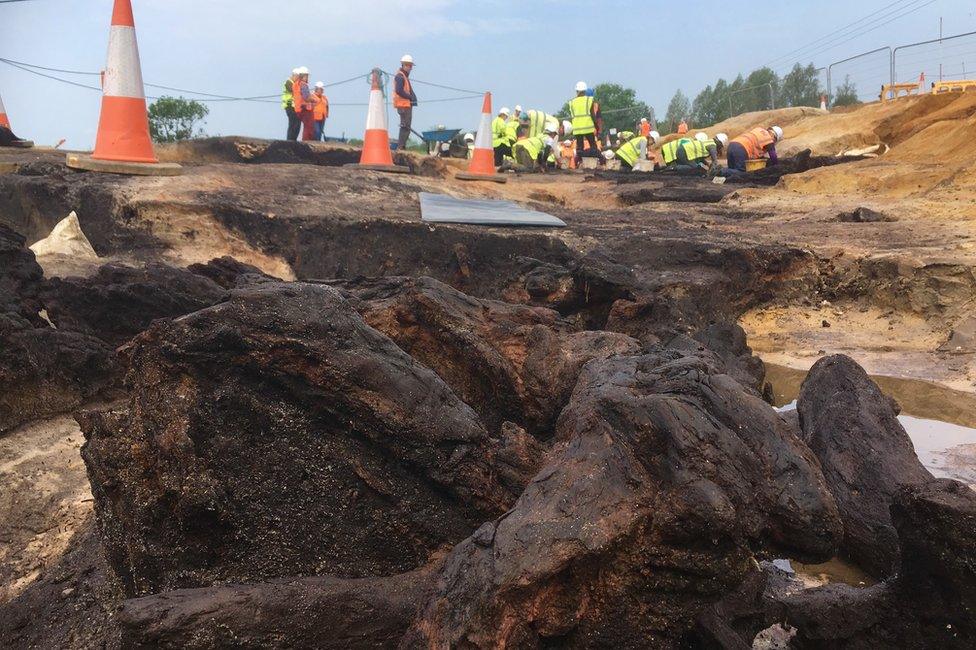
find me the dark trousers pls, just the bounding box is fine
[574,133,600,165]
[494,143,512,166]
[726,141,748,172]
[397,107,412,150]
[300,111,315,141]
[285,107,301,141]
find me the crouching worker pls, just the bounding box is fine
[724,125,782,175]
[614,131,660,171]
[676,132,728,174]
[512,125,558,173]
[493,107,513,166]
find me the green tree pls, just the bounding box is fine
[833,75,861,107]
[664,89,690,133]
[148,96,209,143]
[779,63,820,108]
[741,67,779,113]
[556,83,653,134]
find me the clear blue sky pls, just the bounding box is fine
[2,0,974,148]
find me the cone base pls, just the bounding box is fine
[66,153,182,177]
[456,171,508,184]
[345,163,411,174]
[1,140,33,149]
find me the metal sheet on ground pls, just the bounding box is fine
[419,192,566,228]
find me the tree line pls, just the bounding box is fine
[661,64,861,133]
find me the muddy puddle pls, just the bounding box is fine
[766,363,976,485]
[772,557,876,588]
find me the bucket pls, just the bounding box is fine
[746,158,767,172]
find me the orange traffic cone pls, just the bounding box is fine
[347,68,408,173]
[66,0,180,175]
[0,92,33,148]
[457,92,506,183]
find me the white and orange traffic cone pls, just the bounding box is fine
[348,68,408,173]
[66,0,180,175]
[456,92,506,183]
[0,92,11,130]
[0,92,33,148]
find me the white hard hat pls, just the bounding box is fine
[514,105,522,114]
[649,130,660,144]
[715,133,729,146]
[695,132,708,143]
[292,68,301,75]
[297,66,309,75]
[562,120,573,135]
[641,117,648,123]
[545,124,558,134]
[499,106,510,116]
[563,139,572,146]
[401,54,414,64]
[463,132,475,142]
[315,81,325,89]
[575,81,588,92]
[603,149,615,160]
[771,126,784,141]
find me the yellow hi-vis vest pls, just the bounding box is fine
[680,139,710,162]
[281,78,294,110]
[505,119,520,145]
[660,138,690,165]
[527,110,552,138]
[514,134,548,160]
[492,117,508,148]
[616,136,646,167]
[569,96,595,135]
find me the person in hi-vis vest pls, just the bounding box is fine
[393,55,418,151]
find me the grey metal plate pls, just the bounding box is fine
[419,192,566,228]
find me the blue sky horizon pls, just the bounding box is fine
[2,0,974,148]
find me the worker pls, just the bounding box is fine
[587,88,605,139]
[614,133,647,171]
[283,68,301,141]
[312,82,330,141]
[512,125,557,173]
[493,107,513,166]
[393,55,418,151]
[677,119,689,134]
[293,67,315,141]
[526,109,556,138]
[560,139,576,169]
[675,132,727,172]
[659,135,692,168]
[464,132,475,158]
[569,81,603,167]
[726,126,782,174]
[639,117,651,137]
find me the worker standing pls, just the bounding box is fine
[293,67,315,141]
[725,126,782,174]
[493,107,513,166]
[677,119,689,134]
[283,68,301,141]
[569,81,602,167]
[640,117,651,137]
[464,132,476,158]
[312,82,330,141]
[393,55,418,151]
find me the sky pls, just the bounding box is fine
[2,0,975,148]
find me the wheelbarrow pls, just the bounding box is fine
[418,127,462,157]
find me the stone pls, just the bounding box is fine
[78,283,534,596]
[797,354,932,578]
[403,351,841,648]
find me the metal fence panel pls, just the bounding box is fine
[893,30,976,87]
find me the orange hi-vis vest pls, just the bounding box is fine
[293,80,311,114]
[393,70,413,109]
[731,127,775,159]
[313,93,329,120]
[640,122,651,137]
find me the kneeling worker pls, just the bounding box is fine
[493,107,513,166]
[512,124,558,172]
[615,131,660,171]
[726,126,782,173]
[659,135,691,169]
[675,132,728,172]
